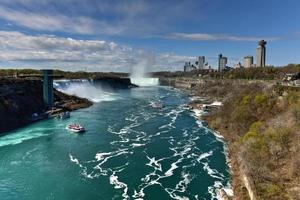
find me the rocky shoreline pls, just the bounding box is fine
[166,83,234,199]
[159,77,265,200]
[188,96,234,200]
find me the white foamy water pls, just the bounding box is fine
[54,80,119,102]
[110,172,129,200]
[130,77,159,87]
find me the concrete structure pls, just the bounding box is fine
[198,56,205,70]
[256,40,267,67]
[218,54,227,71]
[42,70,54,107]
[184,62,196,72]
[234,62,242,69]
[205,62,211,69]
[244,56,254,68]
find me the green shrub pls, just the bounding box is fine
[249,121,265,133]
[259,183,284,199]
[254,94,268,105]
[241,95,251,105]
[242,131,258,142]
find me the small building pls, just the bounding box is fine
[244,56,254,68]
[283,73,300,81]
[234,62,242,69]
[283,73,300,87]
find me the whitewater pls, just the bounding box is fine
[0,80,231,200]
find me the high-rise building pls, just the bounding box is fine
[218,54,227,71]
[256,40,267,67]
[184,62,196,72]
[198,56,205,70]
[244,56,254,68]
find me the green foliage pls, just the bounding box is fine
[254,94,267,105]
[259,183,285,199]
[265,184,281,195]
[242,131,258,142]
[249,121,265,133]
[242,121,266,142]
[241,95,251,105]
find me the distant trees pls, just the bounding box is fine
[0,69,128,79]
[154,64,300,81]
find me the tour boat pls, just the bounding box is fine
[66,124,85,133]
[150,102,163,108]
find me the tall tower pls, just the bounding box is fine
[218,54,227,71]
[256,40,267,67]
[198,56,205,70]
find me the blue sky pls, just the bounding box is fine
[0,0,299,72]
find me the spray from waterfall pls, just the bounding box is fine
[130,51,159,87]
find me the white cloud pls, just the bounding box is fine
[168,33,279,42]
[0,6,125,35]
[0,1,207,36]
[0,31,189,72]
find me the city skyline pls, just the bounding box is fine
[0,0,299,72]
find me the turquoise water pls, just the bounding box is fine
[0,85,231,200]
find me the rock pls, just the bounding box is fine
[219,189,231,200]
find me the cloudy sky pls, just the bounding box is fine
[0,0,299,72]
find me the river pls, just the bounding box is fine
[0,81,231,200]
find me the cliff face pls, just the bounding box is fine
[160,77,300,200]
[93,77,137,89]
[0,79,44,132]
[0,78,92,133]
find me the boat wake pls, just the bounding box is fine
[0,123,62,148]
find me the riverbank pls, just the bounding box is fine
[160,77,300,200]
[0,75,138,134]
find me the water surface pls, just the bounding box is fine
[0,86,230,199]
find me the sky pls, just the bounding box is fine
[0,0,299,72]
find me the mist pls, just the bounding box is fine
[130,51,159,87]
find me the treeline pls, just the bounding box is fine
[1,64,299,80]
[0,69,128,79]
[153,64,300,80]
[205,83,300,199]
